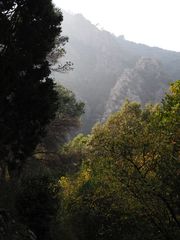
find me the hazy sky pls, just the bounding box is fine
[53,0,180,52]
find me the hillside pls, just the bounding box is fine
[53,11,180,132]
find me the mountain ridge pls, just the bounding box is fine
[53,11,180,132]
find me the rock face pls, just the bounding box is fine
[103,57,170,120]
[55,11,180,132]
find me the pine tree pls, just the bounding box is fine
[0,0,65,179]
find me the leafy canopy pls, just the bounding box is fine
[58,81,180,240]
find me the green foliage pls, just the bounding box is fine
[58,81,180,240]
[56,85,85,118]
[39,133,89,176]
[160,80,180,140]
[34,86,85,176]
[42,85,85,151]
[61,133,89,155]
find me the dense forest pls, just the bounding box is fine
[0,1,180,240]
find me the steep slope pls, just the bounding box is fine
[103,57,170,120]
[54,11,180,132]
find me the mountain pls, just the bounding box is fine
[53,11,180,132]
[103,57,170,120]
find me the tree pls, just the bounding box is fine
[88,98,180,239]
[58,81,180,240]
[34,85,85,175]
[0,0,65,180]
[57,133,89,174]
[42,85,85,151]
[16,172,60,240]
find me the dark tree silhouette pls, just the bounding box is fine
[0,0,65,179]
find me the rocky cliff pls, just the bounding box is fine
[103,57,170,120]
[54,11,180,132]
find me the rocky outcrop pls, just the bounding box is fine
[103,58,170,120]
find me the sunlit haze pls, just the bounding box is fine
[53,0,180,52]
